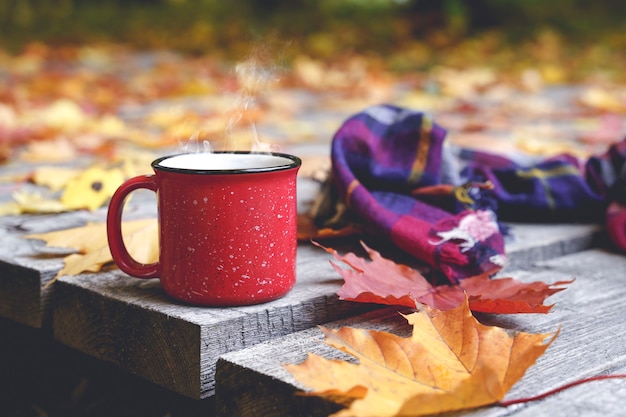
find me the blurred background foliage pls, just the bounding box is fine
[1,0,625,75]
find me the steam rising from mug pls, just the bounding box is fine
[177,42,284,154]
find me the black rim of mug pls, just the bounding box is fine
[152,151,302,175]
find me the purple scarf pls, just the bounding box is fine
[326,104,626,283]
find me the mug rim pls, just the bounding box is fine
[152,151,302,175]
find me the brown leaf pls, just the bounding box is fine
[286,298,557,417]
[315,241,571,314]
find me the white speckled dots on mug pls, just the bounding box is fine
[107,152,301,306]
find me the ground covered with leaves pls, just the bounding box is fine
[2,1,626,170]
[2,31,624,216]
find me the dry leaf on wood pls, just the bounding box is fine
[30,166,83,192]
[60,165,125,211]
[26,219,158,280]
[316,241,571,314]
[286,298,557,417]
[4,190,68,214]
[19,136,79,163]
[1,165,127,215]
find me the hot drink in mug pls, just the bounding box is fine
[107,151,301,306]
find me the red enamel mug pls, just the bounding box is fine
[106,151,301,306]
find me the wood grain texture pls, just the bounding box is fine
[215,307,413,417]
[1,216,606,398]
[0,173,603,329]
[0,198,154,328]
[0,173,611,403]
[503,222,604,270]
[0,213,84,328]
[215,249,626,417]
[49,223,606,400]
[52,243,381,399]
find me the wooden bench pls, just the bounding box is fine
[0,161,620,416]
[215,248,626,416]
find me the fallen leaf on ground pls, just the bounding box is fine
[1,190,69,214]
[18,136,79,162]
[0,200,21,216]
[37,98,88,132]
[316,241,571,314]
[579,88,626,113]
[60,165,125,211]
[26,219,158,280]
[0,165,127,215]
[30,166,83,191]
[285,298,557,417]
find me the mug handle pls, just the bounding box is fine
[106,175,160,279]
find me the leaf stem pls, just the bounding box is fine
[499,374,626,407]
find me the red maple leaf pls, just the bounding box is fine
[314,241,572,314]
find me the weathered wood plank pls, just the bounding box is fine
[0,315,217,417]
[0,196,157,328]
[0,165,604,330]
[0,216,605,397]
[0,211,103,328]
[214,249,626,417]
[49,221,606,400]
[0,169,610,403]
[502,222,605,270]
[214,307,413,417]
[509,363,626,417]
[52,242,380,399]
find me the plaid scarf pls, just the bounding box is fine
[323,104,626,284]
[328,105,506,283]
[460,142,626,223]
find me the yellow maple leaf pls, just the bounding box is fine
[0,165,127,216]
[10,190,68,214]
[31,166,82,192]
[285,298,557,417]
[114,151,156,178]
[26,219,158,281]
[0,191,64,216]
[60,165,126,211]
[0,201,21,216]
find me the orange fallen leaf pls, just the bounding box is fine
[286,298,557,417]
[26,219,158,281]
[316,241,571,314]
